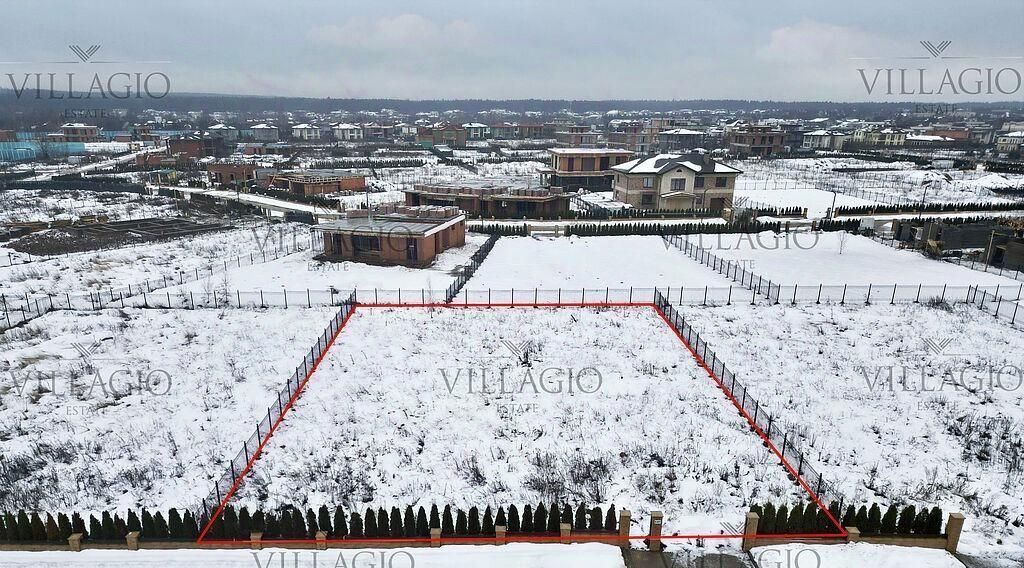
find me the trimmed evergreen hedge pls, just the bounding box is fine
[751,502,944,536]
[835,201,1024,216]
[469,224,528,236]
[0,503,621,542]
[564,220,782,237]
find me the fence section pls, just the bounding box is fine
[967,285,1024,327]
[662,234,782,302]
[653,290,842,510]
[445,234,499,302]
[1,241,308,330]
[197,293,357,535]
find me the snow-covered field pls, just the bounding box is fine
[0,307,335,512]
[692,231,1024,287]
[0,543,626,568]
[0,224,309,300]
[169,233,489,293]
[735,188,877,218]
[0,190,178,224]
[734,158,1024,206]
[233,307,802,535]
[467,236,736,290]
[752,542,964,568]
[679,302,1024,559]
[374,161,545,192]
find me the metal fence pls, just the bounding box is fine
[1,241,308,330]
[445,234,499,302]
[653,290,842,507]
[197,293,357,530]
[662,233,782,302]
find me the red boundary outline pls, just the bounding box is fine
[198,301,846,546]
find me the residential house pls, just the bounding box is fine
[312,205,466,268]
[462,123,491,140]
[802,130,848,151]
[404,184,571,218]
[611,153,741,211]
[291,124,321,141]
[658,128,707,153]
[538,148,635,191]
[270,169,367,196]
[726,125,784,157]
[607,120,660,154]
[59,123,100,143]
[333,123,364,141]
[996,132,1024,154]
[250,124,280,142]
[416,123,467,148]
[555,125,601,148]
[207,123,239,142]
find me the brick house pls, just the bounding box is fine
[726,125,784,157]
[60,123,100,143]
[207,162,262,186]
[312,205,466,267]
[404,184,571,218]
[612,153,741,210]
[270,169,367,196]
[537,148,635,191]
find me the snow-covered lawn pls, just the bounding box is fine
[691,231,1024,287]
[0,307,335,512]
[168,233,489,294]
[0,543,626,568]
[679,302,1024,557]
[752,542,963,568]
[374,162,545,191]
[735,188,878,218]
[0,224,309,301]
[466,236,736,290]
[233,306,802,535]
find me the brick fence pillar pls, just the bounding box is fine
[250,531,263,550]
[495,525,506,545]
[68,533,83,552]
[648,511,664,552]
[560,522,571,544]
[126,531,140,551]
[618,509,631,548]
[430,527,441,548]
[846,526,861,543]
[945,513,966,553]
[741,512,759,552]
[316,530,327,550]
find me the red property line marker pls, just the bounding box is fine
[197,304,357,544]
[198,301,844,545]
[651,303,846,537]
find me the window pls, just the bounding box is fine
[694,176,705,188]
[642,177,653,188]
[641,193,654,205]
[351,235,381,252]
[694,194,704,205]
[582,157,596,171]
[671,178,686,191]
[715,177,727,188]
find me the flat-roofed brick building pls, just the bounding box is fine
[312,205,466,267]
[270,169,367,196]
[404,184,571,218]
[537,148,635,191]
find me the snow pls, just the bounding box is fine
[0,189,178,224]
[693,231,1024,287]
[168,233,489,293]
[0,543,626,568]
[680,302,1024,558]
[233,306,801,535]
[0,307,336,512]
[735,188,877,218]
[752,542,964,568]
[0,224,310,300]
[467,236,737,290]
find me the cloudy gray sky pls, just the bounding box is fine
[2,0,1022,101]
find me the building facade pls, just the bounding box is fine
[612,153,741,211]
[312,205,466,267]
[538,148,635,191]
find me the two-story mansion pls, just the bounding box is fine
[611,153,742,211]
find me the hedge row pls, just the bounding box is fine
[0,509,198,542]
[564,221,782,237]
[752,502,943,536]
[206,503,619,541]
[469,224,528,236]
[836,201,1024,216]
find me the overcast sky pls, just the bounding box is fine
[1,0,1022,101]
